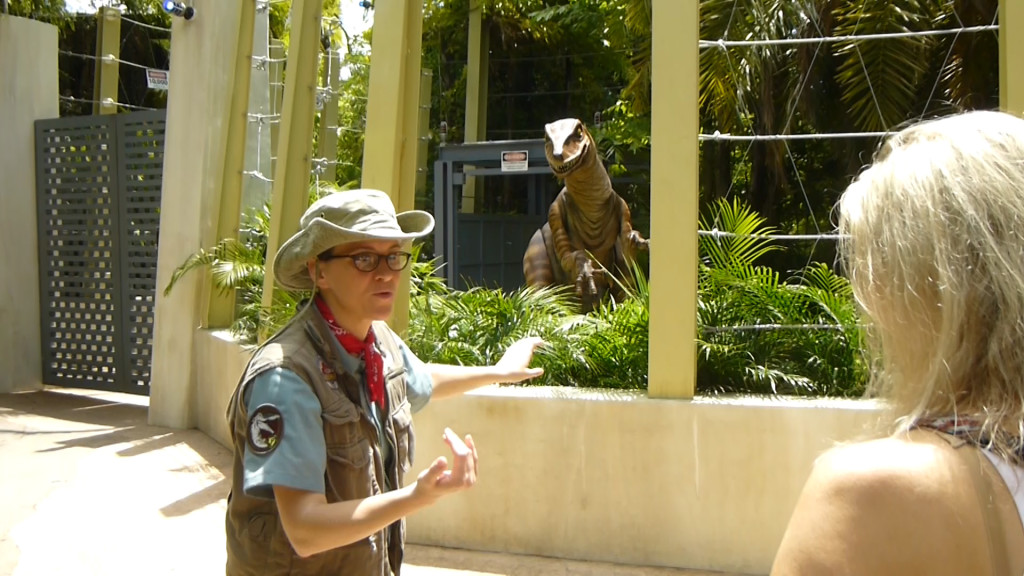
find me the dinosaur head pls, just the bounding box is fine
[544,118,595,178]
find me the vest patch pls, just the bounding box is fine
[319,358,338,390]
[247,404,284,455]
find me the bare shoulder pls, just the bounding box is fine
[814,433,958,487]
[770,433,987,576]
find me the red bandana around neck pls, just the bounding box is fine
[313,296,385,410]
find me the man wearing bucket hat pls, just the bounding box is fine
[224,188,545,575]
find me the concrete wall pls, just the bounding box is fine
[194,330,885,575]
[149,0,248,428]
[194,330,252,446]
[0,16,58,394]
[410,391,883,575]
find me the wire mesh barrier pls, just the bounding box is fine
[696,2,999,328]
[241,5,371,203]
[19,8,172,116]
[689,2,999,395]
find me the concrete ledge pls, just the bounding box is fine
[194,330,253,448]
[192,329,885,574]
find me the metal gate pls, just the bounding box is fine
[35,110,165,396]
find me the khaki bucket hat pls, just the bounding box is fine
[272,189,434,291]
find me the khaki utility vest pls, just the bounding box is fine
[225,303,414,576]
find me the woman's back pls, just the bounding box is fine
[772,111,1024,575]
[771,429,1024,575]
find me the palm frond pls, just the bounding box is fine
[833,0,935,131]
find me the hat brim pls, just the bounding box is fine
[273,210,434,291]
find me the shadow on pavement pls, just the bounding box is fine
[0,387,232,519]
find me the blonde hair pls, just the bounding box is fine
[839,111,1024,455]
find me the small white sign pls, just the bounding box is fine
[501,150,528,172]
[146,68,169,91]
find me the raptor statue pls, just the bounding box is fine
[522,118,650,311]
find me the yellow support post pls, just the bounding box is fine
[461,0,489,214]
[319,48,341,182]
[648,0,699,399]
[92,6,120,115]
[361,0,424,335]
[260,0,325,336]
[1001,0,1024,116]
[203,0,257,328]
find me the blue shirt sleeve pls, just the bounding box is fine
[393,334,433,413]
[242,368,326,499]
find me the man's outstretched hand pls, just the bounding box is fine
[412,428,479,504]
[495,337,546,383]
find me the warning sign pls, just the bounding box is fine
[146,69,169,91]
[500,150,528,172]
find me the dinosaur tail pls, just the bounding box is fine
[523,224,562,287]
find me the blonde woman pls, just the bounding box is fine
[772,111,1024,575]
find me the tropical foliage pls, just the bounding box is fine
[162,205,306,342]
[407,198,864,396]
[695,199,864,396]
[166,192,865,396]
[697,0,998,241]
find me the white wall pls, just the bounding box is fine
[149,0,247,428]
[194,330,252,446]
[409,390,883,575]
[0,16,58,394]
[193,330,884,575]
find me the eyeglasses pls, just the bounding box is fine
[319,251,412,272]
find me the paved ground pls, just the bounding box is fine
[0,388,748,576]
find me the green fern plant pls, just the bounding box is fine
[695,199,865,395]
[163,204,305,343]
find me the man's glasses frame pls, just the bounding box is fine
[318,251,413,273]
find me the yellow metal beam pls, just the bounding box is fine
[260,0,324,338]
[648,0,699,399]
[203,0,256,328]
[1001,0,1024,116]
[362,0,424,335]
[92,7,120,115]
[461,0,489,214]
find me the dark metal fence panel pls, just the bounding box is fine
[456,214,546,292]
[115,111,165,393]
[35,110,165,395]
[35,114,124,393]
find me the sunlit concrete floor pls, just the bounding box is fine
[0,388,752,576]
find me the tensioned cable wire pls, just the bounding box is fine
[121,15,171,33]
[700,323,863,334]
[698,230,846,242]
[59,95,156,111]
[59,49,166,72]
[242,170,274,183]
[698,24,998,48]
[699,131,892,141]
